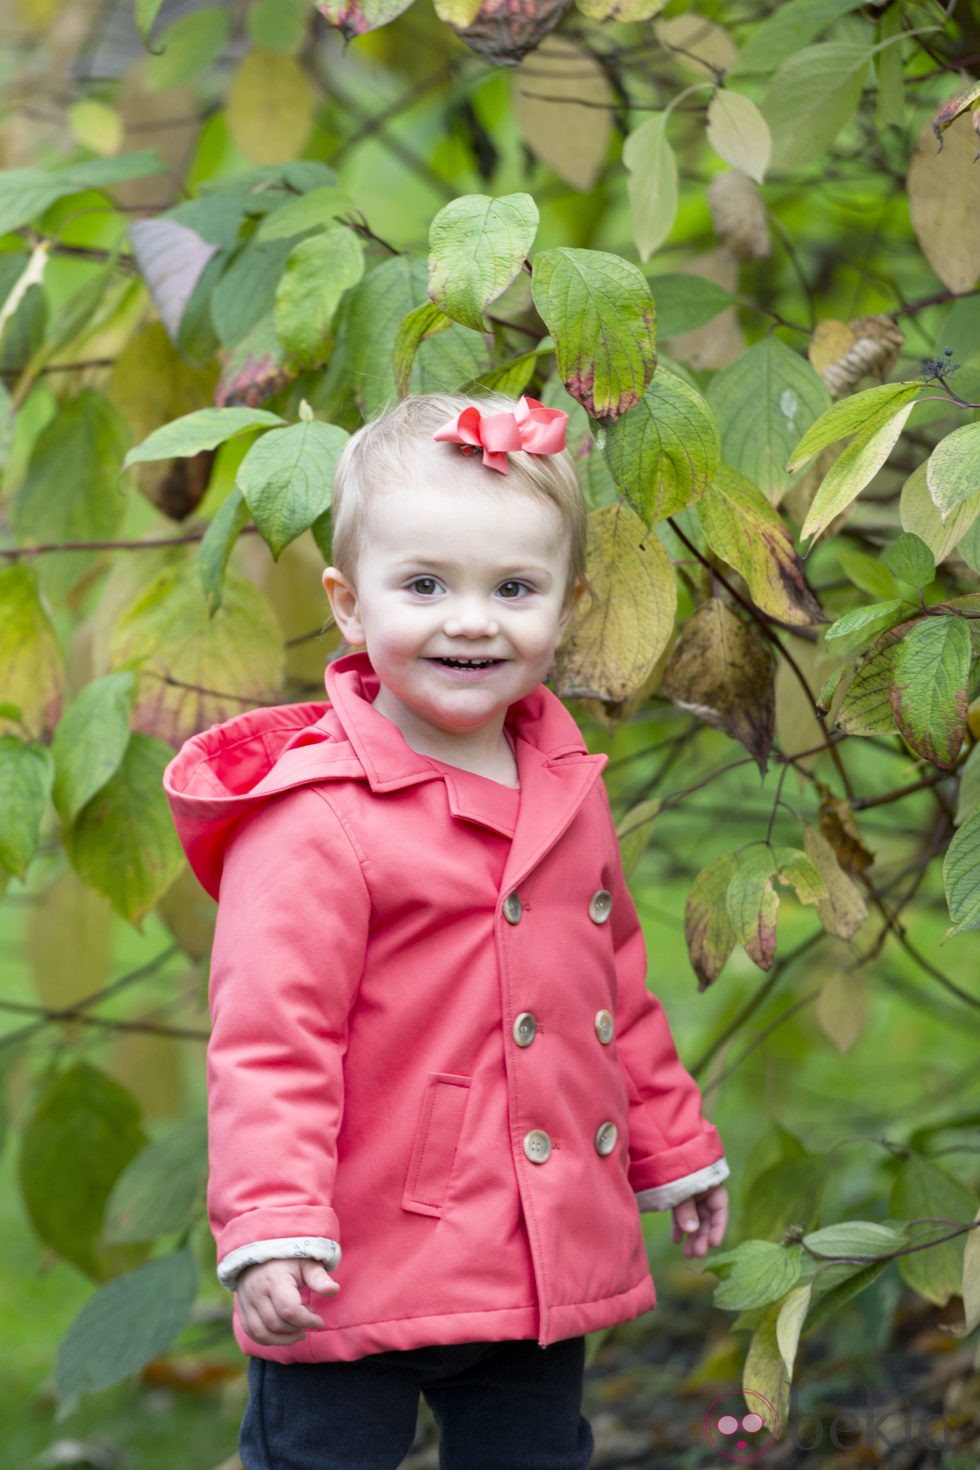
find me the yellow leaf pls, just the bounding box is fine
[908,112,980,294]
[576,0,666,18]
[655,15,737,77]
[815,965,868,1053]
[900,460,980,565]
[775,1282,812,1380]
[550,503,676,704]
[513,36,613,192]
[743,1305,789,1435]
[434,0,481,21]
[226,49,315,166]
[28,869,114,1018]
[68,100,123,157]
[802,822,868,943]
[108,1028,187,1121]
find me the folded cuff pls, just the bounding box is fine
[217,1236,342,1292]
[635,1157,730,1212]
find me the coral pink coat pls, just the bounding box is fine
[165,654,725,1364]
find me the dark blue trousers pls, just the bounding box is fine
[240,1337,593,1470]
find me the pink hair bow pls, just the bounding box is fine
[433,396,567,475]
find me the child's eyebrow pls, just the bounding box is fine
[391,555,556,579]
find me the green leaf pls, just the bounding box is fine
[900,459,980,564]
[144,8,231,91]
[772,846,826,906]
[464,345,551,399]
[823,600,908,646]
[51,672,136,826]
[697,465,824,625]
[393,302,455,398]
[623,114,679,264]
[198,486,251,612]
[0,152,166,237]
[803,1220,909,1259]
[955,742,980,826]
[103,1121,208,1244]
[109,562,284,749]
[65,734,185,926]
[248,0,310,52]
[926,422,980,522]
[890,1156,976,1304]
[833,628,906,736]
[800,399,918,543]
[0,564,64,739]
[890,616,970,770]
[837,547,900,601]
[713,1241,803,1310]
[741,1153,827,1241]
[726,847,780,970]
[762,42,870,170]
[275,227,364,370]
[604,367,720,524]
[616,798,661,879]
[531,248,657,421]
[707,337,831,504]
[706,89,771,183]
[343,255,428,416]
[648,274,734,339]
[56,1249,198,1399]
[135,0,167,44]
[211,238,294,349]
[236,419,349,558]
[883,532,935,588]
[0,737,53,878]
[18,1063,147,1279]
[12,388,130,548]
[943,805,980,937]
[256,185,353,242]
[775,1282,812,1380]
[684,852,739,990]
[787,381,921,470]
[123,407,286,469]
[731,0,869,75]
[742,1305,788,1433]
[428,192,538,332]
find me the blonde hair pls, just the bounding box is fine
[331,393,586,598]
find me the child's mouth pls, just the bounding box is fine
[432,657,501,670]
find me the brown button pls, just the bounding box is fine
[588,889,612,924]
[503,892,523,925]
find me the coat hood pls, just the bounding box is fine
[164,652,592,900]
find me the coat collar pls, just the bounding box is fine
[325,653,607,848]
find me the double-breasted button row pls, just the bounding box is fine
[512,1009,614,1049]
[521,1123,619,1164]
[505,889,611,926]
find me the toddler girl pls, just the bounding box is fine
[165,392,728,1470]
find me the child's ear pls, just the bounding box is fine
[323,567,365,647]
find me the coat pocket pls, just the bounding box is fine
[401,1073,471,1218]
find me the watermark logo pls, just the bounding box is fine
[702,1385,950,1461]
[703,1390,778,1462]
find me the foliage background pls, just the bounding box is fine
[0,0,978,1464]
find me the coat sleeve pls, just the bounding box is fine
[205,786,371,1279]
[606,833,726,1198]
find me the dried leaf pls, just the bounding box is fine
[809,315,905,400]
[551,503,676,704]
[816,787,875,876]
[662,598,775,774]
[457,0,570,64]
[655,15,737,77]
[513,36,613,189]
[707,170,771,261]
[662,251,744,371]
[908,112,980,294]
[931,80,980,148]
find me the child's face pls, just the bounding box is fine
[324,450,577,753]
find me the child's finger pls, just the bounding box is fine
[300,1261,340,1297]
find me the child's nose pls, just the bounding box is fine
[443,598,500,638]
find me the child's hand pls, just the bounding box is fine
[670,1183,729,1259]
[236,1258,339,1346]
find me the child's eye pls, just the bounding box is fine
[408,576,441,596]
[497,580,530,599]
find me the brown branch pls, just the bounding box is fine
[0,999,208,1043]
[0,526,259,558]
